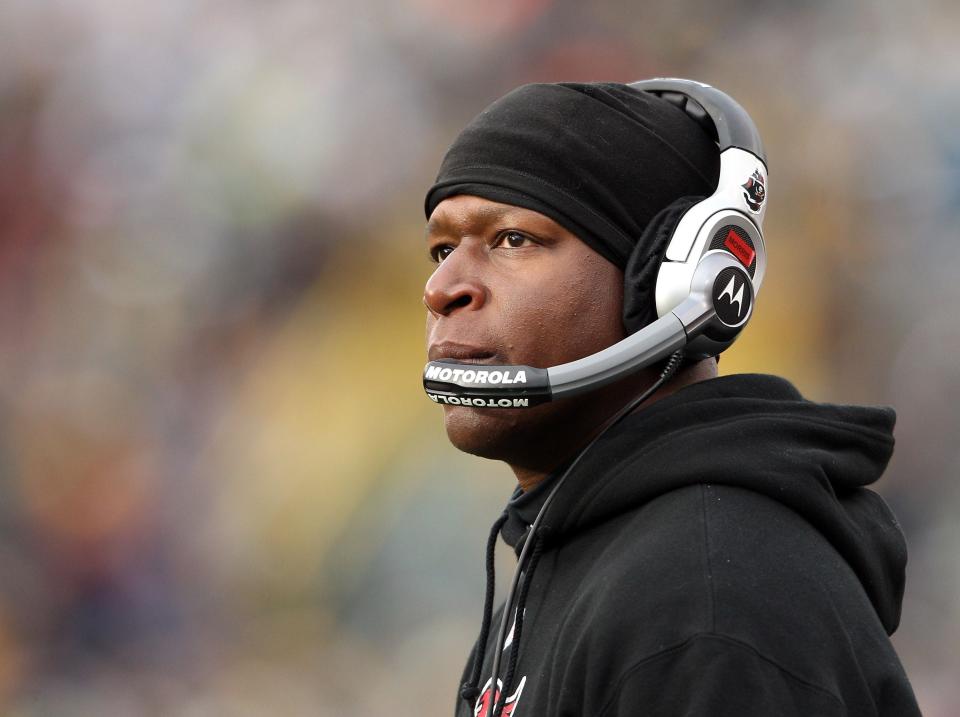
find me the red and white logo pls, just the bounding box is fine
[741,169,766,212]
[474,676,527,717]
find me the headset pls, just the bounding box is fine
[422,78,768,407]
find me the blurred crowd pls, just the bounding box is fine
[0,0,958,714]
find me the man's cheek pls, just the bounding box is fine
[498,310,556,361]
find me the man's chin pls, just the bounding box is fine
[441,404,532,460]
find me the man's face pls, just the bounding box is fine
[424,195,637,466]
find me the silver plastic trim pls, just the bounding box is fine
[547,309,688,399]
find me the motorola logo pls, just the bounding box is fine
[712,268,752,326]
[718,275,745,317]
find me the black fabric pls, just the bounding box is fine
[622,195,702,333]
[424,82,720,271]
[456,373,920,717]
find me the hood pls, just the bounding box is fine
[502,373,907,634]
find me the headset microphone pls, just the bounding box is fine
[423,79,768,409]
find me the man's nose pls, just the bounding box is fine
[423,251,487,318]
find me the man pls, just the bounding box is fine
[422,82,919,716]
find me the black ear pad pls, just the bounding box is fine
[622,196,703,334]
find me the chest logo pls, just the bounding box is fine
[474,676,526,717]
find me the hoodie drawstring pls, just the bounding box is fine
[461,511,509,705]
[493,525,549,717]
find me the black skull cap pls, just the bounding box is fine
[424,82,720,268]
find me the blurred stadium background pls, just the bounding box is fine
[0,0,957,714]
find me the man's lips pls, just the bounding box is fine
[428,342,500,363]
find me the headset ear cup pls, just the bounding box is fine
[622,196,703,335]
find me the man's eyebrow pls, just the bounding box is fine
[425,204,516,238]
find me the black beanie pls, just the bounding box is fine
[424,82,720,332]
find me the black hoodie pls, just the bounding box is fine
[456,374,920,717]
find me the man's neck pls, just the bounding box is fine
[510,359,719,492]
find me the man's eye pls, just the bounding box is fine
[432,245,455,262]
[496,231,533,249]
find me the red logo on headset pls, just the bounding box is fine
[723,228,756,268]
